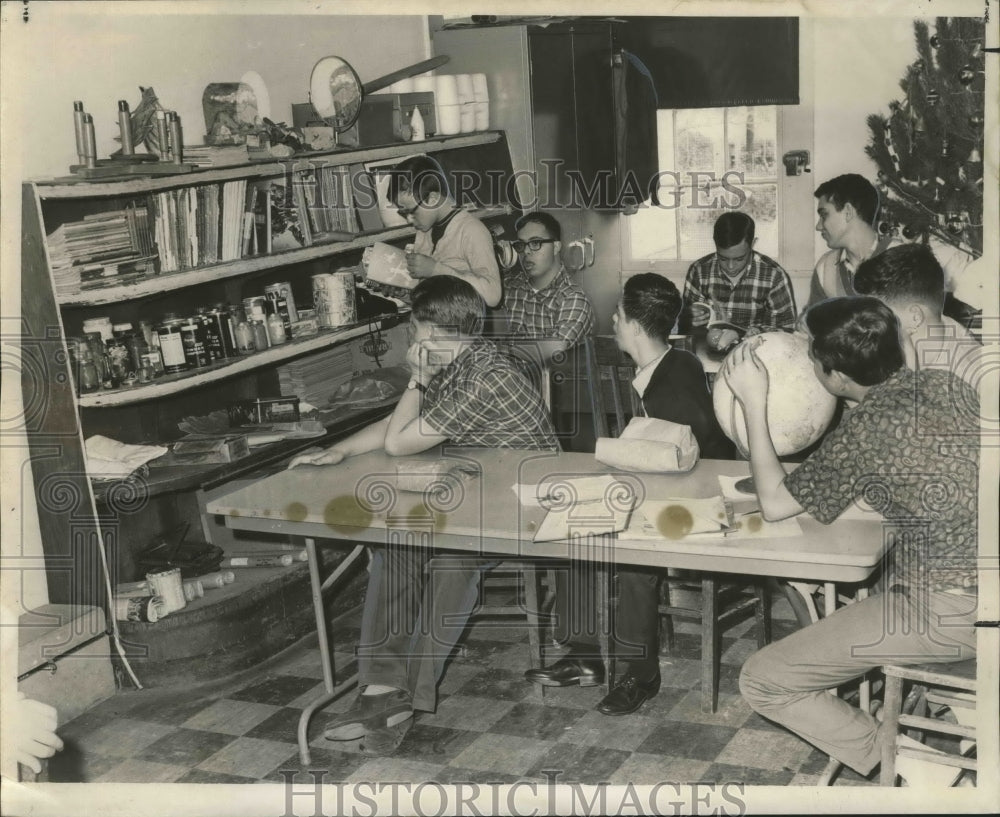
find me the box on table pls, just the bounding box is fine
[171,436,250,463]
[228,396,301,425]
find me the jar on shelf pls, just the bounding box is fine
[250,319,270,351]
[266,313,287,345]
[112,322,135,341]
[234,318,255,354]
[82,317,113,343]
[83,331,114,387]
[106,337,131,383]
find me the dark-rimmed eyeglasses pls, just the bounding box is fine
[511,238,557,254]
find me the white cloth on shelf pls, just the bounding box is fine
[85,435,167,479]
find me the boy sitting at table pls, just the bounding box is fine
[289,276,557,756]
[525,273,734,714]
[725,296,978,781]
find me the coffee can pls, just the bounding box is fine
[180,318,208,368]
[312,272,357,328]
[199,309,226,361]
[156,319,188,373]
[264,282,298,323]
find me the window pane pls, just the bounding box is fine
[726,107,777,180]
[675,109,725,174]
[679,182,778,260]
[628,204,678,260]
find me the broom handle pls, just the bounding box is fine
[362,55,450,95]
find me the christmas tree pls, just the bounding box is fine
[865,16,986,259]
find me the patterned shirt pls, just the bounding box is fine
[421,337,558,451]
[503,265,596,348]
[680,251,796,334]
[785,368,979,593]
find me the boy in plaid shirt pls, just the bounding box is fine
[290,276,556,756]
[680,211,796,352]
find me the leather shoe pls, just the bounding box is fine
[324,688,412,741]
[596,673,660,715]
[524,656,605,687]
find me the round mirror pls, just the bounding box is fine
[310,56,363,132]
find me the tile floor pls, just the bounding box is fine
[50,592,887,788]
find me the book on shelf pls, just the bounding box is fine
[351,163,384,234]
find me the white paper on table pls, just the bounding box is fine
[626,496,731,540]
[512,474,625,508]
[517,474,637,542]
[719,474,755,502]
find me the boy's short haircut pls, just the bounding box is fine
[713,211,755,249]
[411,276,485,336]
[622,273,682,345]
[853,243,946,313]
[388,155,451,205]
[804,296,904,386]
[814,174,880,226]
[515,210,562,241]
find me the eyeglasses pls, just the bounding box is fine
[396,203,421,218]
[511,238,557,254]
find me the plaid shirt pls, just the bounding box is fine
[680,251,796,334]
[503,265,595,347]
[421,338,558,451]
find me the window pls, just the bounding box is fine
[625,106,779,268]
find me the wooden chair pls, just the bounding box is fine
[465,338,561,698]
[583,334,771,713]
[879,658,977,787]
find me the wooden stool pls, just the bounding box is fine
[879,658,977,787]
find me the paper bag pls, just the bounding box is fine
[363,242,419,290]
[594,416,699,473]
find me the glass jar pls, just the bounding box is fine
[267,313,287,345]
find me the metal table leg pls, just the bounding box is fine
[296,539,364,765]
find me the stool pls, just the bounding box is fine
[879,658,977,787]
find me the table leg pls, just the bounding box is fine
[296,537,360,766]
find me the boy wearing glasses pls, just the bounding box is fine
[503,211,596,359]
[680,212,796,352]
[388,154,502,310]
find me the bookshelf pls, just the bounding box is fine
[20,131,520,609]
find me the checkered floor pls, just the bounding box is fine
[50,593,884,787]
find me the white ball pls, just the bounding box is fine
[713,332,837,458]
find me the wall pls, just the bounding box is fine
[0,4,429,615]
[811,15,931,262]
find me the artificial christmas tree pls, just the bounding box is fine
[865,16,986,260]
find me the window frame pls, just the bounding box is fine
[620,105,785,278]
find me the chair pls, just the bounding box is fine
[465,338,561,697]
[583,334,771,713]
[879,659,977,787]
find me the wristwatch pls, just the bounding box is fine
[406,378,426,393]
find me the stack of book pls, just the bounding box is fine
[48,204,157,295]
[183,144,251,168]
[277,344,355,407]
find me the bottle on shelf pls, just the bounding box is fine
[266,312,287,345]
[250,318,270,351]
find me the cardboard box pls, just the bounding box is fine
[171,436,250,463]
[228,397,301,426]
